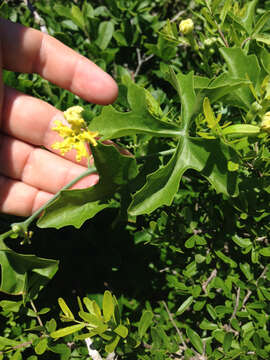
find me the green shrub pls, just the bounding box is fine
[0,0,270,359]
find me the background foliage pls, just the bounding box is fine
[0,0,270,359]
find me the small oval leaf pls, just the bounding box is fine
[35,338,47,355]
[103,290,114,322]
[186,328,203,354]
[223,332,233,352]
[138,311,153,339]
[50,323,85,339]
[58,298,74,320]
[176,296,193,315]
[113,324,128,338]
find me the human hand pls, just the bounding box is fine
[0,18,118,217]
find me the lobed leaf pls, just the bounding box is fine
[0,238,58,297]
[219,47,260,109]
[38,143,138,229]
[129,137,239,215]
[88,80,181,140]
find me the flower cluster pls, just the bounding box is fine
[52,106,99,162]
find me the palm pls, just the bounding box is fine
[0,18,118,216]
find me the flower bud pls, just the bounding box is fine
[261,111,270,133]
[250,101,262,113]
[179,19,194,35]
[204,37,216,47]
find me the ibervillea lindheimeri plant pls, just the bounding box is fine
[0,53,270,298]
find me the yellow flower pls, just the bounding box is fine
[63,106,85,132]
[261,111,270,134]
[179,18,194,35]
[52,106,99,162]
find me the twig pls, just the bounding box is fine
[162,301,187,350]
[215,20,229,47]
[202,269,217,294]
[106,353,117,360]
[204,0,229,47]
[241,37,252,49]
[242,266,268,308]
[170,10,186,23]
[0,341,32,355]
[23,0,48,34]
[230,287,241,321]
[242,289,252,309]
[133,49,154,79]
[30,300,44,328]
[85,338,103,360]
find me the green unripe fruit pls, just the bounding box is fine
[250,101,262,113]
[12,224,22,234]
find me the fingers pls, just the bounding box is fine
[0,18,118,105]
[0,133,99,194]
[2,86,91,165]
[0,175,53,216]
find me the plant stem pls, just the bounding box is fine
[138,149,176,160]
[12,167,97,231]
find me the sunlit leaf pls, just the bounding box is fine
[38,143,138,229]
[50,323,85,339]
[88,80,181,140]
[0,237,58,297]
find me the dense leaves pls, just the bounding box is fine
[1,0,270,359]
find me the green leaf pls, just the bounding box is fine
[186,328,203,354]
[96,21,115,50]
[105,335,120,353]
[254,34,270,46]
[252,11,270,35]
[83,297,95,314]
[35,338,48,355]
[228,0,257,34]
[259,48,270,75]
[103,290,115,322]
[88,81,181,140]
[202,73,251,103]
[223,332,233,352]
[49,343,71,360]
[227,161,239,172]
[46,318,57,333]
[215,250,237,268]
[138,311,153,339]
[259,247,270,257]
[0,238,58,296]
[239,263,253,281]
[0,336,21,349]
[54,4,71,18]
[50,323,85,339]
[70,5,85,31]
[78,311,104,328]
[58,298,74,320]
[200,319,218,330]
[232,235,252,248]
[220,0,232,24]
[176,296,193,315]
[38,143,138,229]
[129,137,239,215]
[167,68,197,132]
[113,324,128,338]
[219,47,260,110]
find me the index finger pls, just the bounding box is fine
[0,18,118,105]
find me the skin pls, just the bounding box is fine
[0,18,118,216]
